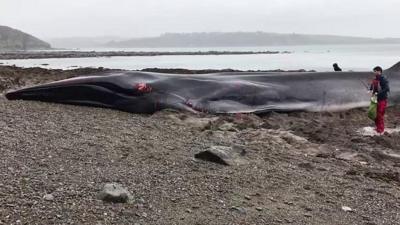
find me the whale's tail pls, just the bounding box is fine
[386,61,400,72]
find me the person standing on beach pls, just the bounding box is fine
[370,66,390,134]
[333,63,342,72]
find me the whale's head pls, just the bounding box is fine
[4,71,200,113]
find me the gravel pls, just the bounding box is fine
[1,66,400,224]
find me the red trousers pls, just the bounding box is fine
[375,99,387,133]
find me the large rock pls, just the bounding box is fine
[0,25,51,51]
[98,183,133,203]
[195,145,246,166]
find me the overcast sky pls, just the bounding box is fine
[1,0,400,39]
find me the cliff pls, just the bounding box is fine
[0,25,51,51]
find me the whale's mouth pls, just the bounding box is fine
[4,91,20,100]
[5,84,122,108]
[5,79,155,101]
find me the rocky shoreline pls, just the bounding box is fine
[1,66,400,224]
[0,50,291,60]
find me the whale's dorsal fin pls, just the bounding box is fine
[386,61,400,72]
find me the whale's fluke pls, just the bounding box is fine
[387,61,400,72]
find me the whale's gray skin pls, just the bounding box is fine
[5,62,400,114]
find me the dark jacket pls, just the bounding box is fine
[370,75,390,101]
[333,64,342,72]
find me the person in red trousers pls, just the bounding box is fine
[370,66,390,134]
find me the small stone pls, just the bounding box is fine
[346,169,359,176]
[142,212,148,218]
[304,207,313,212]
[218,122,237,132]
[362,216,371,221]
[336,152,358,161]
[137,198,145,204]
[231,206,246,214]
[284,201,294,205]
[136,203,144,209]
[304,213,312,218]
[244,195,251,200]
[341,206,353,212]
[298,163,315,170]
[43,194,54,201]
[185,209,192,213]
[317,167,328,171]
[256,207,263,211]
[98,183,133,203]
[285,219,294,223]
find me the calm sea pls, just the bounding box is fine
[1,44,400,71]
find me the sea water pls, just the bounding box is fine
[1,44,399,71]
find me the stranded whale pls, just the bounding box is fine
[5,62,400,114]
